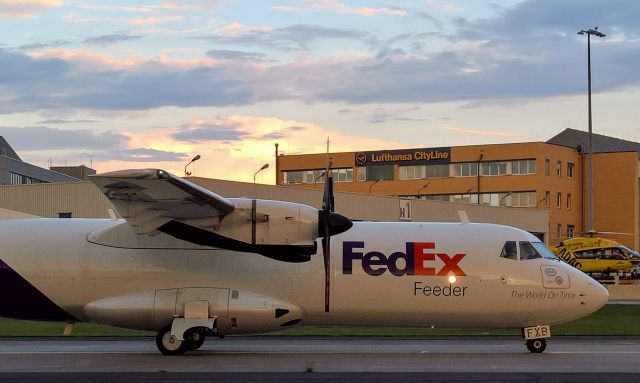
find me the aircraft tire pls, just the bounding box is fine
[184,328,206,351]
[156,325,189,356]
[526,338,546,353]
[185,337,206,351]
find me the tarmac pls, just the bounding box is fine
[0,336,639,382]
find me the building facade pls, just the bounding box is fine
[0,137,83,185]
[276,129,640,249]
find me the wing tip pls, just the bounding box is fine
[91,169,169,180]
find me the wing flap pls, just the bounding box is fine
[90,169,235,234]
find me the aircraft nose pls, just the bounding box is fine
[585,279,609,313]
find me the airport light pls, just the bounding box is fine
[369,178,383,194]
[253,163,269,184]
[184,154,201,177]
[578,27,606,232]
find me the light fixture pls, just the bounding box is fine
[184,155,201,177]
[254,163,269,184]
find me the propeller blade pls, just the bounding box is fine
[322,221,330,312]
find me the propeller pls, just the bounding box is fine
[318,161,352,312]
[575,230,634,238]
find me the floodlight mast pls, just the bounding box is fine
[577,27,605,233]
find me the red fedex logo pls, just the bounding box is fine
[342,241,466,276]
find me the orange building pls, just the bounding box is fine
[276,129,640,249]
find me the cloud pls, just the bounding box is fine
[206,49,267,61]
[38,118,100,124]
[109,148,188,162]
[16,40,71,51]
[195,24,371,51]
[441,125,522,137]
[0,0,62,19]
[84,33,144,46]
[369,106,429,124]
[3,1,640,113]
[172,122,245,143]
[0,126,128,150]
[0,50,252,112]
[130,15,182,26]
[272,1,407,17]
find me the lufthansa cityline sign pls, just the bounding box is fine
[354,148,451,167]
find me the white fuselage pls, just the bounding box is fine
[0,218,608,331]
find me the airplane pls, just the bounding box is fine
[552,237,640,278]
[0,168,608,355]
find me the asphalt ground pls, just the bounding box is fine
[0,336,639,382]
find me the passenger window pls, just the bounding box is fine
[519,241,542,260]
[500,241,518,260]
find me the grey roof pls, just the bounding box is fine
[547,128,640,153]
[0,137,21,161]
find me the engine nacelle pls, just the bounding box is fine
[217,199,319,247]
[83,287,303,335]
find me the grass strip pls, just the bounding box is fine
[0,304,638,337]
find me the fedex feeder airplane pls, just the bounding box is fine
[0,169,608,355]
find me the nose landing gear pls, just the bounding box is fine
[522,325,550,353]
[525,338,547,353]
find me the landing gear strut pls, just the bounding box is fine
[526,338,546,353]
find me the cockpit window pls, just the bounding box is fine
[531,242,559,260]
[519,241,541,260]
[500,241,518,260]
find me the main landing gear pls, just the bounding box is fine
[156,325,207,356]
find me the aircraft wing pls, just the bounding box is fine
[90,169,235,234]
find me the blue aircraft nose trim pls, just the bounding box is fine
[0,259,75,321]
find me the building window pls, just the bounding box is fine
[331,168,353,183]
[284,169,352,184]
[509,191,537,207]
[425,164,449,178]
[283,170,303,184]
[358,165,394,181]
[545,191,550,207]
[567,225,575,238]
[58,212,72,218]
[453,163,478,177]
[556,192,562,208]
[557,223,562,239]
[545,159,550,176]
[511,159,536,175]
[399,165,425,180]
[8,172,44,185]
[567,162,575,178]
[556,161,562,177]
[566,193,572,209]
[481,161,508,176]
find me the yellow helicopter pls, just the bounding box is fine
[551,235,640,278]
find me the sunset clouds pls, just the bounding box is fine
[1,0,639,182]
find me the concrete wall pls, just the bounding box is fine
[0,177,549,238]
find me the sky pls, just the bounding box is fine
[1,0,639,183]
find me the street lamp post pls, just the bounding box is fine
[369,178,383,194]
[578,27,606,233]
[253,163,269,184]
[184,154,201,177]
[417,182,432,198]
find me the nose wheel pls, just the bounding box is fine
[526,338,546,353]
